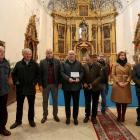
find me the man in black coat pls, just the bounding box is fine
[61,50,84,125]
[39,48,61,123]
[132,63,140,126]
[10,48,40,129]
[0,46,11,136]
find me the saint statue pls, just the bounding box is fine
[81,28,87,41]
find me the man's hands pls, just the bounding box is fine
[69,78,79,83]
[39,86,43,92]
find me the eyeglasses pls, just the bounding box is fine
[69,54,75,55]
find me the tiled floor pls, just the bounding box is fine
[0,93,140,140]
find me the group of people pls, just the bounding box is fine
[0,46,140,137]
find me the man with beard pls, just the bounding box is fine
[97,52,110,118]
[82,54,103,124]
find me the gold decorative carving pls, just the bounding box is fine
[51,0,117,64]
[24,15,39,61]
[133,14,140,64]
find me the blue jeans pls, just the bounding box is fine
[100,84,108,113]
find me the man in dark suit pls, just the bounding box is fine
[132,63,140,126]
[10,48,40,129]
[0,46,11,136]
[82,54,103,124]
[61,50,84,125]
[39,48,61,123]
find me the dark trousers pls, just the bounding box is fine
[84,90,100,117]
[0,94,8,131]
[16,95,35,123]
[137,96,140,121]
[64,91,80,119]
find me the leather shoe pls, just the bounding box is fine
[92,117,97,124]
[74,119,78,125]
[41,116,47,123]
[136,121,140,126]
[83,116,89,123]
[0,129,11,136]
[54,115,60,122]
[29,121,36,127]
[66,118,70,125]
[10,122,22,129]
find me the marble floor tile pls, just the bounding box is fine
[0,93,139,140]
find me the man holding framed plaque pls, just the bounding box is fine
[61,50,84,125]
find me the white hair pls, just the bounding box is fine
[22,48,32,54]
[0,46,5,50]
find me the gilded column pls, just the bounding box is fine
[67,23,71,53]
[98,25,101,53]
[53,22,58,53]
[102,25,104,53]
[110,21,117,65]
[111,21,116,53]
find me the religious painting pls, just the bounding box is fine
[91,41,96,53]
[104,40,111,53]
[59,57,65,64]
[58,26,65,39]
[58,40,64,53]
[72,27,76,40]
[79,5,88,16]
[72,41,77,50]
[81,48,87,61]
[104,26,110,38]
[92,27,96,40]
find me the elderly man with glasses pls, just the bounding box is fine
[61,50,84,125]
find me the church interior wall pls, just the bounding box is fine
[1,0,140,64]
[116,0,140,64]
[0,0,52,64]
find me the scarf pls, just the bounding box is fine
[117,58,127,66]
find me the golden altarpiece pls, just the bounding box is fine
[51,0,118,64]
[24,15,39,61]
[133,14,140,64]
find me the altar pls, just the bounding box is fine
[49,86,138,107]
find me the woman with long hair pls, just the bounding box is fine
[111,51,132,122]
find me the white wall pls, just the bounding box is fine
[0,0,53,63]
[116,0,140,64]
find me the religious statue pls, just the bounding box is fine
[81,28,87,41]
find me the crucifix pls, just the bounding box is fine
[125,50,129,55]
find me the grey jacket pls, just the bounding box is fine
[0,58,10,96]
[61,59,84,91]
[39,58,61,88]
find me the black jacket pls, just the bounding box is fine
[61,59,84,91]
[39,58,61,88]
[97,61,110,90]
[12,59,40,95]
[132,63,140,96]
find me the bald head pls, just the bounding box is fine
[46,48,53,59]
[68,50,75,61]
[0,46,5,61]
